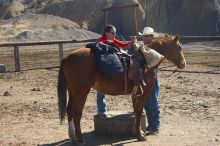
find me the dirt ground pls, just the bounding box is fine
[0,41,220,146]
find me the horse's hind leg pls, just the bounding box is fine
[67,98,76,141]
[68,88,90,144]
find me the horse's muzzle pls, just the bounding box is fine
[177,53,186,69]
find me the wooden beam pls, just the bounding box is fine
[133,6,138,35]
[104,11,108,26]
[59,43,64,61]
[1,36,220,48]
[101,3,139,11]
[0,39,98,47]
[134,36,220,42]
[14,46,20,72]
[180,36,220,43]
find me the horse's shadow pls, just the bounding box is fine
[40,131,137,146]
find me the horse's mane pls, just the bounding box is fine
[149,34,177,53]
[153,34,175,45]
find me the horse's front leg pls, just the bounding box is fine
[132,94,146,141]
[132,71,156,141]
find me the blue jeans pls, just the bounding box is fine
[96,77,160,130]
[96,91,107,114]
[144,77,160,130]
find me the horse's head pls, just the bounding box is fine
[150,34,186,69]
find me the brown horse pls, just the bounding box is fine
[57,35,186,144]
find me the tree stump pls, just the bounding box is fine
[94,111,146,135]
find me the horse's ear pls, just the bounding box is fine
[174,35,180,42]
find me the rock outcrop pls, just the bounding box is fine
[39,0,220,36]
[0,0,220,36]
[39,0,145,37]
[142,0,220,35]
[0,14,100,42]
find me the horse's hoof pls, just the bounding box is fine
[137,135,146,141]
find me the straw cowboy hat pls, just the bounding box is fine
[138,27,158,36]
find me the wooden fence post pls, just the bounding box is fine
[104,11,108,27]
[133,6,138,36]
[14,46,20,72]
[59,43,64,61]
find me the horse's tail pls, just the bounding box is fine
[57,59,67,124]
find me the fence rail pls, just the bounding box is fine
[180,36,220,42]
[0,39,97,72]
[0,39,97,47]
[0,36,219,72]
[136,36,220,43]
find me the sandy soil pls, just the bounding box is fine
[0,42,220,146]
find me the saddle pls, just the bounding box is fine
[86,42,147,93]
[86,42,129,78]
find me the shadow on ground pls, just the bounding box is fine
[40,131,138,146]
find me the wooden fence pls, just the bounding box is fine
[0,39,97,72]
[0,36,219,72]
[136,36,220,43]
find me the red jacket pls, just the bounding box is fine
[98,36,131,48]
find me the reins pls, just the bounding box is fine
[153,59,179,78]
[159,64,176,69]
[159,68,179,78]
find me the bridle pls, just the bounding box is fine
[157,41,183,78]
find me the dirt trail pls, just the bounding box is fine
[0,42,220,146]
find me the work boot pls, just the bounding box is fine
[145,126,159,136]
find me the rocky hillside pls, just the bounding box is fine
[0,0,47,19]
[0,14,100,43]
[141,0,220,36]
[39,0,220,36]
[0,0,220,36]
[39,0,144,37]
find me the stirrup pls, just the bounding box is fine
[133,84,144,97]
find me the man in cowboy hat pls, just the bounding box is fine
[139,27,161,135]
